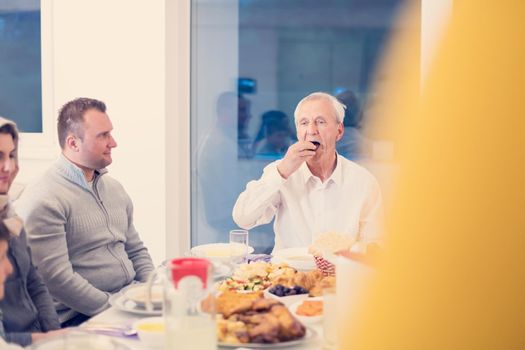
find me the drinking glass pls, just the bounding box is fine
[229,229,249,263]
[322,286,337,350]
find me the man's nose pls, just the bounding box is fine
[307,122,318,134]
[109,135,117,148]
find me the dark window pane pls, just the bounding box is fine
[191,0,411,253]
[0,0,42,132]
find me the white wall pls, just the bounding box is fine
[18,0,167,265]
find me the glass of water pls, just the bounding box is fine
[322,285,337,350]
[229,229,249,263]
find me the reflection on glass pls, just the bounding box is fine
[335,89,372,160]
[253,110,294,159]
[191,0,408,253]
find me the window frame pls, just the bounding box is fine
[166,0,453,257]
[18,1,58,160]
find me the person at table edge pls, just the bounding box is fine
[16,98,154,327]
[233,92,383,252]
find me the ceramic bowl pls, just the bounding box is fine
[133,317,165,348]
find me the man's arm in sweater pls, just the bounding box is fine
[19,198,110,316]
[123,193,154,282]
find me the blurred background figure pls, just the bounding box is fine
[335,89,371,160]
[212,91,254,159]
[342,1,525,350]
[197,92,255,243]
[253,110,293,158]
[236,94,254,159]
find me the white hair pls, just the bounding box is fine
[293,92,346,124]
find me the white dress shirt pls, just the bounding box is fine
[232,154,383,251]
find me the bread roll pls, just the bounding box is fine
[308,232,355,256]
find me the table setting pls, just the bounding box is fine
[32,230,372,350]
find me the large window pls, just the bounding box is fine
[191,0,416,253]
[0,0,42,132]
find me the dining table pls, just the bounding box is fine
[85,298,325,350]
[78,252,341,350]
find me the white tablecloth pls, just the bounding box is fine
[89,305,324,349]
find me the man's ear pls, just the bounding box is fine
[336,123,344,142]
[65,134,79,152]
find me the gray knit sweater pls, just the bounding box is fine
[16,155,154,323]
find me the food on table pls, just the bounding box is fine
[216,262,296,292]
[267,264,296,281]
[133,316,166,348]
[234,262,274,280]
[308,275,336,297]
[240,303,304,343]
[308,231,355,256]
[216,261,335,297]
[136,322,165,332]
[296,300,323,317]
[215,293,306,344]
[275,269,333,297]
[217,317,250,344]
[217,276,271,292]
[268,284,308,297]
[212,261,337,344]
[308,232,355,275]
[290,269,323,290]
[215,291,264,318]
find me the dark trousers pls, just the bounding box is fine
[60,313,91,328]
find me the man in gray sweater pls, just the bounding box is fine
[16,98,154,326]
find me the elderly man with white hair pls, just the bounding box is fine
[233,92,383,252]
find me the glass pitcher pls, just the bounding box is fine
[147,257,217,350]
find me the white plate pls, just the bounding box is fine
[272,247,316,271]
[289,297,323,324]
[191,243,255,262]
[123,283,163,308]
[109,293,162,316]
[218,327,317,348]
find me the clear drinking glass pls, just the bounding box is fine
[229,229,249,263]
[322,286,337,350]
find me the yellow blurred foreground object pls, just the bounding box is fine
[342,1,525,349]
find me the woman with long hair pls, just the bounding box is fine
[0,117,63,346]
